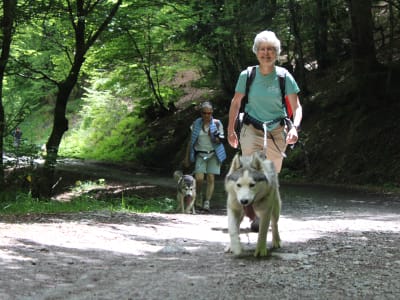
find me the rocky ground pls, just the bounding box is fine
[1,163,400,299]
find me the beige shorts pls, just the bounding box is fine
[239,124,287,172]
[194,152,221,175]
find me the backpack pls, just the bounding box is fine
[277,68,293,120]
[234,65,293,137]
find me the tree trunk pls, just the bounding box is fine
[347,0,384,102]
[314,0,330,70]
[288,0,308,95]
[31,80,74,198]
[31,0,122,198]
[347,0,378,75]
[0,0,17,190]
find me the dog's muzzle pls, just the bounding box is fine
[240,198,251,206]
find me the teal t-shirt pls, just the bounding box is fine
[235,65,300,129]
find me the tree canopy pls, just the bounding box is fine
[1,0,400,196]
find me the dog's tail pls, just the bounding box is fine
[173,170,183,181]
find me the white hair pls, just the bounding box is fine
[200,101,213,111]
[252,30,281,55]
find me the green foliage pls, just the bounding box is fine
[2,0,400,192]
[60,87,154,161]
[118,194,176,213]
[0,190,176,216]
[0,192,108,215]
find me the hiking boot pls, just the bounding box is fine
[203,200,210,211]
[250,217,259,233]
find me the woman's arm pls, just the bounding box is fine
[286,94,302,144]
[227,92,245,149]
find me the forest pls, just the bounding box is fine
[1,0,400,199]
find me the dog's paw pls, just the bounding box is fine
[225,244,242,256]
[272,239,281,249]
[254,245,268,257]
[224,245,231,253]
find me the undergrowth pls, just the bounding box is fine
[0,193,176,215]
[0,180,177,215]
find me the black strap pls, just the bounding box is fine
[277,71,294,130]
[278,73,286,111]
[235,66,256,142]
[195,150,215,154]
[239,66,257,113]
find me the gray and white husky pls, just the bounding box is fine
[173,171,196,214]
[224,152,281,257]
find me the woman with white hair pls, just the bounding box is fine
[227,30,303,230]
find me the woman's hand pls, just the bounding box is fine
[286,127,298,145]
[228,131,239,149]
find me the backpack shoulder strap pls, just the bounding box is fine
[276,67,291,118]
[278,73,286,105]
[240,66,256,113]
[245,66,257,94]
[276,68,296,137]
[276,66,287,101]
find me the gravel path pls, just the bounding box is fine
[1,185,400,300]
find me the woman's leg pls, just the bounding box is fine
[194,172,204,206]
[203,173,215,210]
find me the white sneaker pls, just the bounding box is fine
[203,200,210,211]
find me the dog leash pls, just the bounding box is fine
[262,122,287,158]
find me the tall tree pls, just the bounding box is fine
[347,0,386,104]
[32,0,122,197]
[314,0,330,70]
[347,0,379,75]
[0,0,17,189]
[184,0,280,95]
[288,0,308,94]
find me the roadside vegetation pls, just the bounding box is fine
[0,180,176,216]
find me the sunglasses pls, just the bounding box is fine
[202,112,212,115]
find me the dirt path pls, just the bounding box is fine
[1,193,400,299]
[1,161,400,299]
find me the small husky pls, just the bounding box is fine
[173,171,196,214]
[224,152,281,257]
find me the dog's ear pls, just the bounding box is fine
[227,153,242,174]
[250,153,264,171]
[173,170,183,181]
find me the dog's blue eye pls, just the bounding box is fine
[236,183,241,188]
[249,183,255,188]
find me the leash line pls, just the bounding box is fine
[262,121,287,159]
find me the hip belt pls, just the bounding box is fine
[243,113,283,131]
[195,150,215,154]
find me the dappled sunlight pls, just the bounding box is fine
[280,213,400,244]
[0,214,228,261]
[1,208,400,262]
[1,206,400,299]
